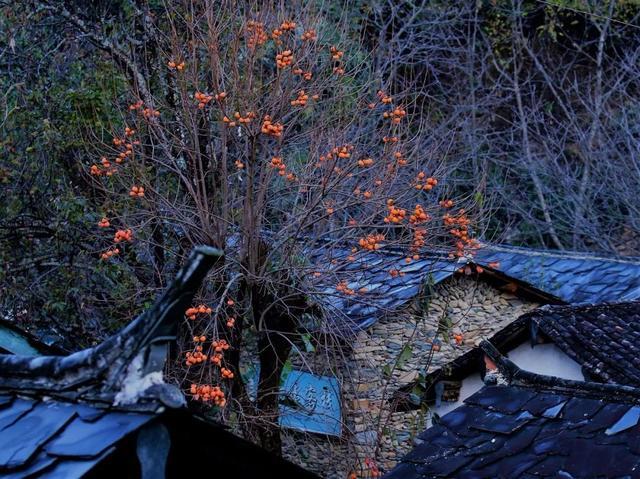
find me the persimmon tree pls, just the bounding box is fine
[36,0,476,460]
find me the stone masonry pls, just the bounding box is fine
[281,274,540,478]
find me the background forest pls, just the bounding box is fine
[1,0,640,461]
[3,0,639,346]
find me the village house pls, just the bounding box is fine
[0,248,317,479]
[279,244,640,478]
[394,300,640,416]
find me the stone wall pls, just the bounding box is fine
[281,275,540,478]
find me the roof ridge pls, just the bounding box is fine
[480,340,640,403]
[482,242,640,264]
[528,299,640,320]
[311,236,640,265]
[0,246,223,411]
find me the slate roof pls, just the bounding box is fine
[384,342,640,479]
[0,247,318,478]
[0,394,153,477]
[311,241,640,332]
[475,245,640,304]
[530,301,640,388]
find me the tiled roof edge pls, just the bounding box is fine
[480,340,640,403]
[482,243,640,265]
[0,246,223,410]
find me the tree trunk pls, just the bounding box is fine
[255,328,293,454]
[249,278,298,455]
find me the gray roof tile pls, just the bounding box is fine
[384,383,640,479]
[312,243,640,332]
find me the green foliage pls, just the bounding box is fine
[0,12,137,348]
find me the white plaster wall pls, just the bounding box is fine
[430,342,584,427]
[506,342,585,381]
[430,373,484,427]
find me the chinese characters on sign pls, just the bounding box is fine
[243,366,342,436]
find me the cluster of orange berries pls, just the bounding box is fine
[142,107,160,119]
[167,60,186,70]
[336,280,355,295]
[100,247,120,260]
[195,91,213,109]
[226,317,235,328]
[261,115,284,137]
[190,384,226,407]
[301,29,317,41]
[443,210,479,258]
[383,136,399,143]
[90,158,116,177]
[221,367,234,379]
[405,254,421,263]
[357,157,374,168]
[238,111,257,125]
[272,20,296,41]
[114,146,134,164]
[337,146,352,159]
[415,173,438,191]
[129,186,145,198]
[320,145,353,164]
[269,156,287,176]
[111,130,137,163]
[113,229,133,243]
[330,46,345,75]
[291,90,310,107]
[450,225,470,241]
[129,100,144,111]
[449,216,469,242]
[412,227,427,251]
[409,204,429,224]
[100,156,114,169]
[458,264,479,275]
[211,353,223,366]
[358,233,385,251]
[276,50,294,68]
[440,199,454,208]
[246,20,268,49]
[330,46,344,60]
[98,218,110,228]
[213,339,230,352]
[443,211,467,228]
[223,110,255,127]
[235,160,244,170]
[384,200,406,224]
[293,68,313,80]
[384,107,406,124]
[185,346,208,366]
[394,151,408,166]
[185,304,212,320]
[389,268,406,278]
[377,90,393,104]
